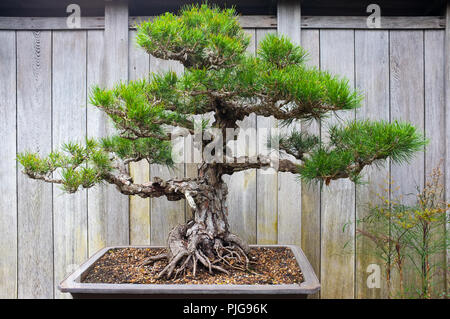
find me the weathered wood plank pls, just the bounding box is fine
[87,1,129,253]
[445,1,450,296]
[277,0,302,246]
[184,140,198,222]
[0,17,105,30]
[225,115,257,244]
[319,29,355,299]
[183,99,196,222]
[244,28,256,55]
[255,28,278,244]
[424,29,446,297]
[1,16,444,31]
[301,16,445,30]
[390,30,425,297]
[86,30,107,256]
[17,31,53,298]
[52,30,88,299]
[128,29,151,245]
[277,1,301,40]
[0,31,17,299]
[103,0,129,245]
[238,15,277,29]
[225,28,257,244]
[354,30,390,299]
[149,56,185,245]
[300,29,321,299]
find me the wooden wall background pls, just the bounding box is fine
[0,1,448,299]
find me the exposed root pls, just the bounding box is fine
[139,253,168,266]
[157,250,189,279]
[140,224,254,279]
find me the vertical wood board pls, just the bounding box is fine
[354,30,390,299]
[319,29,356,299]
[86,30,108,255]
[87,1,130,250]
[149,56,185,245]
[255,28,278,244]
[277,0,302,246]
[300,28,321,299]
[225,28,257,244]
[390,30,425,297]
[52,30,88,299]
[16,31,54,298]
[424,30,446,297]
[0,30,18,299]
[128,29,151,245]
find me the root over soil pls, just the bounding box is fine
[82,247,304,285]
[138,223,253,279]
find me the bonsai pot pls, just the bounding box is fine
[59,244,320,299]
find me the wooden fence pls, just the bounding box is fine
[0,1,449,298]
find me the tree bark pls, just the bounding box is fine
[141,163,251,278]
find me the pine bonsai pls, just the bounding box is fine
[18,4,426,279]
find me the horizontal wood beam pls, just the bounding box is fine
[302,15,445,29]
[0,15,444,30]
[0,17,105,30]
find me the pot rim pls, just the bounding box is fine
[58,244,320,295]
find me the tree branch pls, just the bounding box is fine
[102,173,196,200]
[221,154,299,175]
[95,104,196,141]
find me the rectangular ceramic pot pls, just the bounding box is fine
[59,244,320,299]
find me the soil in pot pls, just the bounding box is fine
[82,247,304,285]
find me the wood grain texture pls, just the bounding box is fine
[354,30,390,299]
[0,16,443,31]
[225,114,257,244]
[103,0,130,245]
[17,31,54,298]
[0,17,105,30]
[0,31,17,299]
[390,30,425,297]
[238,15,277,29]
[277,0,302,246]
[52,31,88,299]
[183,119,198,222]
[301,16,444,30]
[390,31,425,203]
[87,1,129,253]
[225,28,257,244]
[424,30,446,297]
[86,30,107,256]
[149,56,185,245]
[300,29,321,299]
[445,2,450,297]
[255,28,278,244]
[319,29,355,299]
[277,1,301,41]
[128,29,151,245]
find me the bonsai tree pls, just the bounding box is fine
[18,5,425,279]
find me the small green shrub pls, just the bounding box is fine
[354,165,449,298]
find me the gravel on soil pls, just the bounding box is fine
[82,247,304,285]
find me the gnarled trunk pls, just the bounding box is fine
[141,164,250,278]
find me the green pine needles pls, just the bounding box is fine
[18,4,426,194]
[298,120,426,185]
